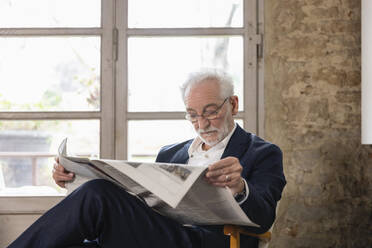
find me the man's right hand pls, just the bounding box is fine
[52,157,74,188]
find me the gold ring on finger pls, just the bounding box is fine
[225,175,230,182]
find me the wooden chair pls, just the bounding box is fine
[225,200,281,248]
[223,225,272,248]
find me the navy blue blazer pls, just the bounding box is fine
[155,124,286,235]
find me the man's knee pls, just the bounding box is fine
[71,179,144,214]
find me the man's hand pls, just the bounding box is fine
[205,156,245,195]
[52,157,74,188]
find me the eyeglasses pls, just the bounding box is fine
[185,97,229,123]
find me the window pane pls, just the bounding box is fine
[128,37,243,112]
[128,119,244,162]
[128,120,196,162]
[128,0,243,28]
[0,120,99,196]
[0,0,100,28]
[0,37,100,111]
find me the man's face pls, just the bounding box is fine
[185,79,237,147]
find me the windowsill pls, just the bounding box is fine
[0,186,66,197]
[0,186,65,214]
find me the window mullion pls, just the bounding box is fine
[115,0,129,160]
[100,0,116,159]
[126,28,245,36]
[243,0,258,134]
[0,112,100,120]
[126,112,245,120]
[0,28,102,36]
[257,0,265,138]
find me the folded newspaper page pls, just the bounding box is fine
[58,139,259,227]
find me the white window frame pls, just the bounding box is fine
[0,0,264,214]
[0,0,116,212]
[115,0,264,159]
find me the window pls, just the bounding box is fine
[0,0,114,198]
[0,0,263,199]
[118,0,264,161]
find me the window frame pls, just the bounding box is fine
[0,0,116,207]
[0,0,115,158]
[115,0,264,159]
[0,0,264,212]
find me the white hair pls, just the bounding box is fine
[180,68,235,103]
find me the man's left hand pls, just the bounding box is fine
[205,156,245,195]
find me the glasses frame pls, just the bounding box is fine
[185,97,229,123]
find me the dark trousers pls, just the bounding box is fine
[7,179,230,248]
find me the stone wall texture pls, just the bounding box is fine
[264,0,372,247]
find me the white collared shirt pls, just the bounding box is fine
[187,123,249,204]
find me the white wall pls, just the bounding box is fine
[362,0,372,144]
[0,197,61,247]
[0,215,41,247]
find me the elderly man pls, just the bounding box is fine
[8,69,286,248]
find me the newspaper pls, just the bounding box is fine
[58,139,259,227]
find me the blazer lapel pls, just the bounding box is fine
[169,140,192,164]
[221,125,250,159]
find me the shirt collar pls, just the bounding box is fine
[188,122,237,156]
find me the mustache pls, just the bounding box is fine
[197,127,219,134]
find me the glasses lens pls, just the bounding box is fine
[203,111,217,120]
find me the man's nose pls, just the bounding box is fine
[196,116,210,129]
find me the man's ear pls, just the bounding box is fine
[230,96,239,115]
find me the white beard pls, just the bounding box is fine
[196,111,231,147]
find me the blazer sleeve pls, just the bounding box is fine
[239,142,286,233]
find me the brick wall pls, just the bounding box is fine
[265,0,372,247]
